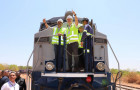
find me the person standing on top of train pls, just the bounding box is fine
[43,18,66,72]
[81,18,93,38]
[78,26,85,71]
[81,18,93,72]
[66,10,79,72]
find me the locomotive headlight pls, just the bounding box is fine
[96,62,105,71]
[45,62,55,70]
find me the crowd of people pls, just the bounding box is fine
[0,70,26,90]
[43,10,93,72]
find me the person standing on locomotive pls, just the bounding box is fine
[81,18,93,72]
[66,10,79,72]
[78,26,85,71]
[43,18,66,72]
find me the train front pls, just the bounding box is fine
[30,12,115,90]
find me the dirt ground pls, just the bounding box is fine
[116,81,140,88]
[21,74,140,88]
[21,74,27,80]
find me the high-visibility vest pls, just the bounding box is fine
[66,24,79,44]
[78,32,83,48]
[52,27,66,45]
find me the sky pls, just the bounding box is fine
[0,0,140,71]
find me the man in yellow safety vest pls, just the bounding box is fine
[66,10,79,72]
[43,18,66,72]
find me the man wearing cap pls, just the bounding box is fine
[43,18,66,72]
[81,18,93,37]
[81,18,93,72]
[66,10,79,72]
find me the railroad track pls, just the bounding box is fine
[116,84,140,90]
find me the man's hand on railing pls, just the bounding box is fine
[62,34,67,39]
[81,42,83,47]
[58,33,62,36]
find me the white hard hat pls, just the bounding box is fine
[66,15,73,20]
[57,19,63,23]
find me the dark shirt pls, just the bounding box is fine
[84,24,93,34]
[81,24,93,47]
[0,76,9,89]
[15,77,26,90]
[81,24,93,41]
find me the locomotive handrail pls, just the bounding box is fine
[92,34,121,89]
[26,33,42,90]
[63,34,66,72]
[84,36,88,72]
[107,40,121,90]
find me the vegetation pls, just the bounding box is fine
[9,64,19,71]
[111,68,130,76]
[111,68,140,85]
[0,63,32,71]
[0,64,5,70]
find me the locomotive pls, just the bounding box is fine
[26,11,120,90]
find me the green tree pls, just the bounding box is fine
[0,64,5,70]
[9,64,19,71]
[28,66,32,69]
[3,64,9,69]
[18,66,32,70]
[18,66,24,70]
[110,68,118,74]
